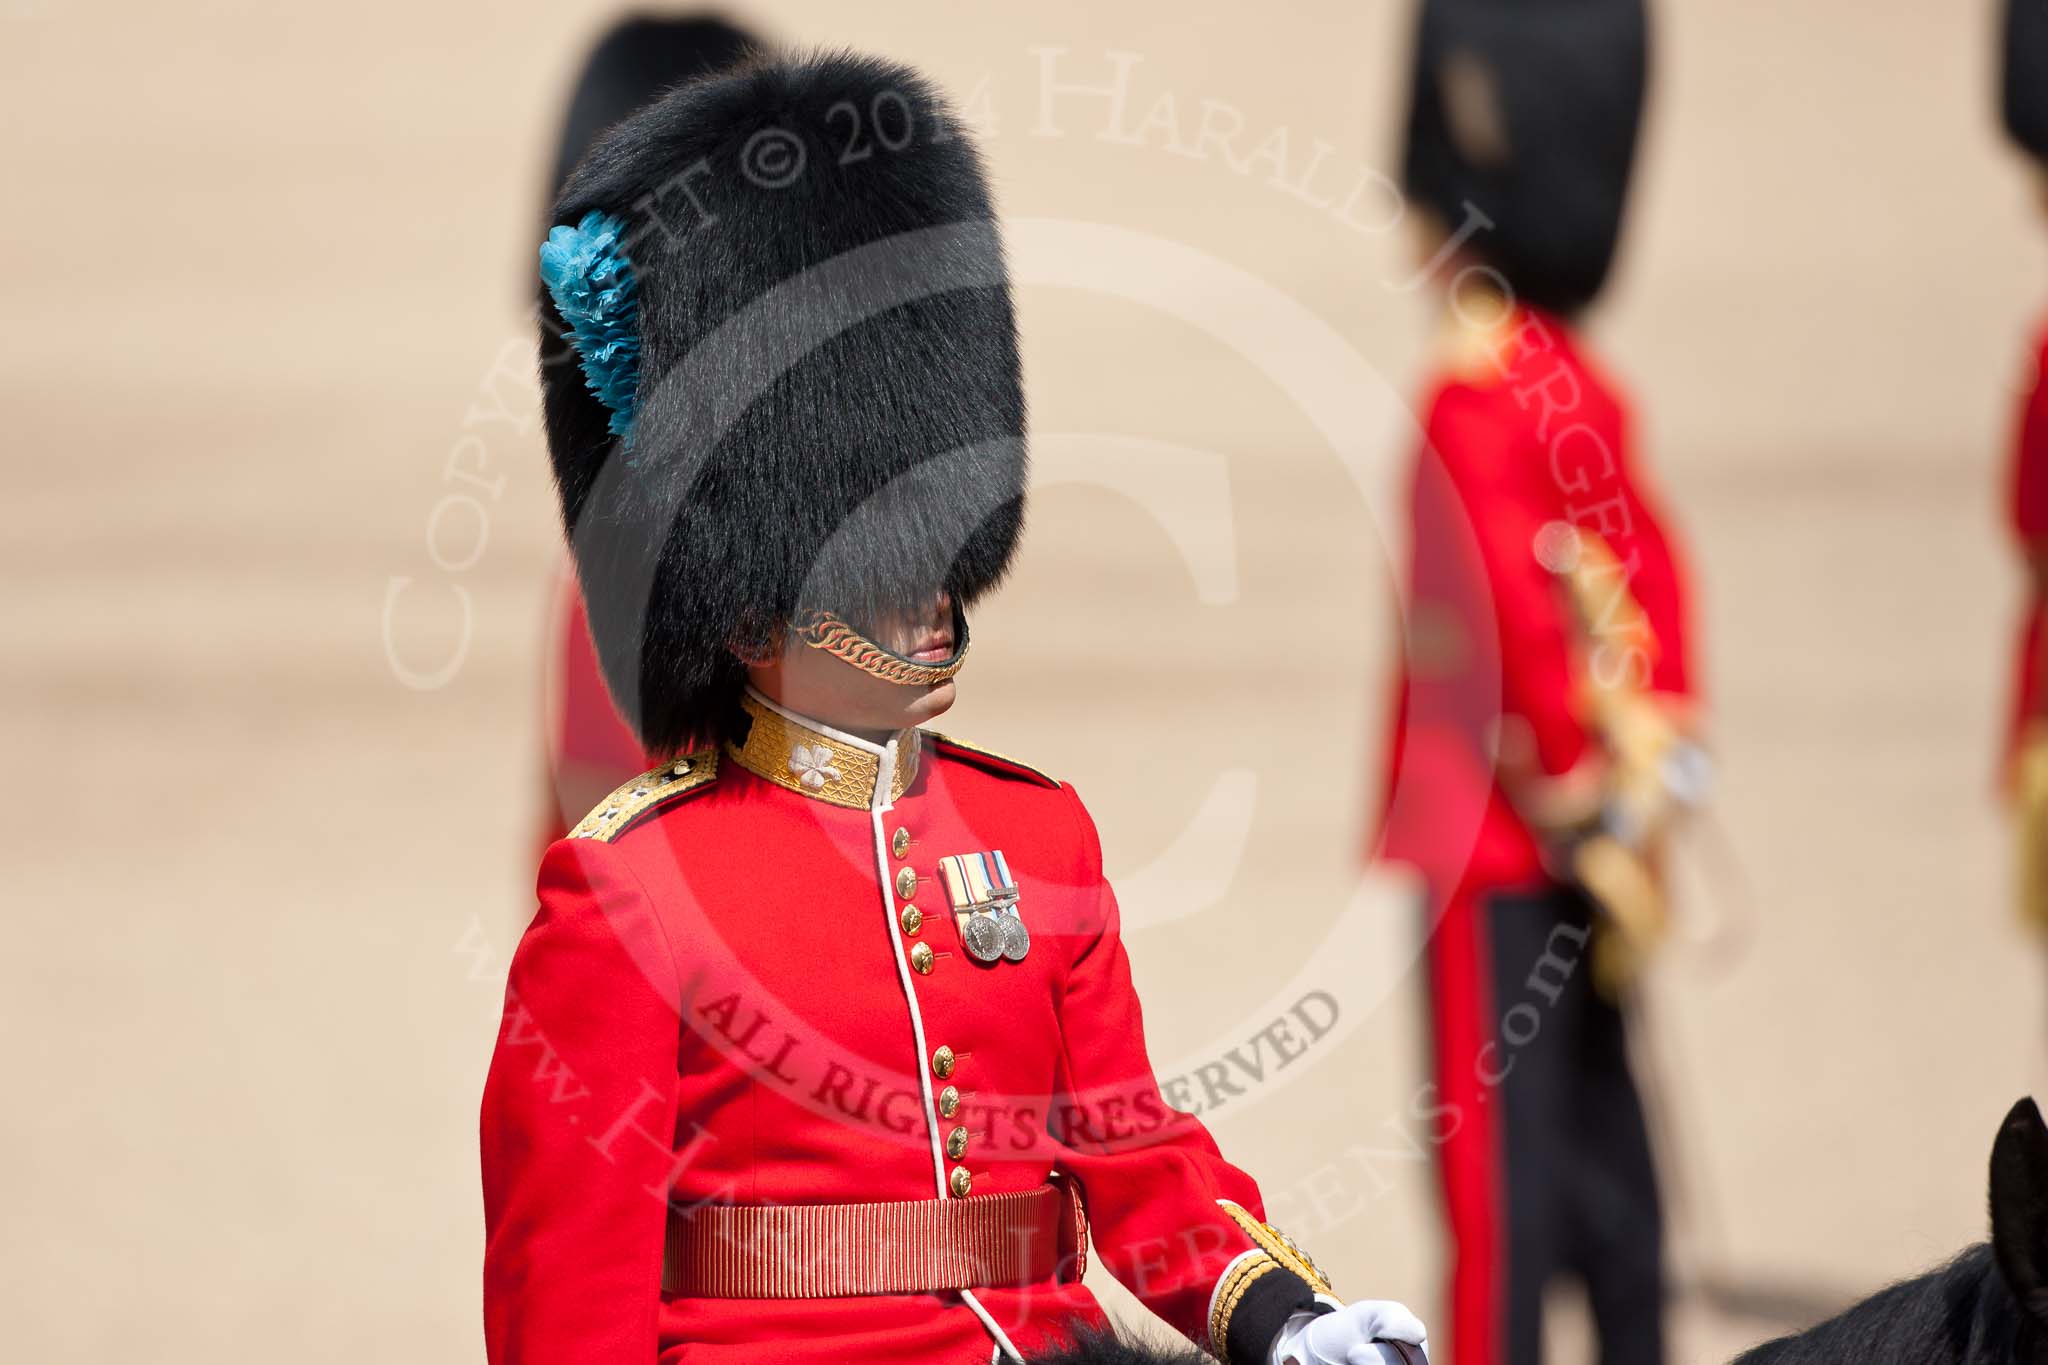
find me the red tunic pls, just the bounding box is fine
[2006,322,2048,764]
[483,692,1329,1364]
[1376,307,1695,897]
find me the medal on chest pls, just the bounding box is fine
[938,850,1028,964]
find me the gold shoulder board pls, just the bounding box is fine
[924,731,1059,788]
[569,750,719,843]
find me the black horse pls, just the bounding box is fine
[1734,1098,2048,1363]
[1039,1100,2048,1365]
[1030,1326,1421,1363]
[1030,1335,1214,1365]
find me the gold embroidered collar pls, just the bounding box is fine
[726,688,921,810]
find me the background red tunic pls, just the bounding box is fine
[2005,321,2048,765]
[540,569,653,849]
[1376,308,1695,897]
[1373,308,1696,1365]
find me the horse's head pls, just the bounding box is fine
[1991,1097,2048,1360]
[1733,1099,2048,1363]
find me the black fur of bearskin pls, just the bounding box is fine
[540,52,1026,753]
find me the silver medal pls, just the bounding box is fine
[998,906,1030,962]
[962,911,1005,963]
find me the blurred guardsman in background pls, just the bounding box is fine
[483,53,1430,1365]
[535,13,759,849]
[2002,0,2048,933]
[1376,0,1704,1361]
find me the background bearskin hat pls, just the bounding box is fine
[2007,0,2048,164]
[539,53,1028,754]
[544,13,761,210]
[1401,0,1650,317]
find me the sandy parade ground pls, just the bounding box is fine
[5,2,2047,1360]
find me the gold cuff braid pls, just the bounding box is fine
[1209,1252,1280,1353]
[1218,1200,1334,1295]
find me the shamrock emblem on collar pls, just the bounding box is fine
[788,742,842,791]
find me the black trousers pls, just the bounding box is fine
[1433,884,1666,1365]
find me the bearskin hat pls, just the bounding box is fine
[539,53,1027,754]
[1402,0,1650,317]
[2007,0,2048,164]
[545,13,761,208]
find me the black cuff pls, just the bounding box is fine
[1222,1264,1320,1365]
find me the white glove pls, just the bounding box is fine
[1268,1299,1429,1365]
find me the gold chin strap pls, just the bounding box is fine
[794,607,970,687]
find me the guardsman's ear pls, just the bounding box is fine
[1990,1096,2048,1334]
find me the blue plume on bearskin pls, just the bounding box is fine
[539,211,641,438]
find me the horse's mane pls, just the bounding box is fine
[1024,1327,1215,1365]
[1737,1245,2032,1364]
